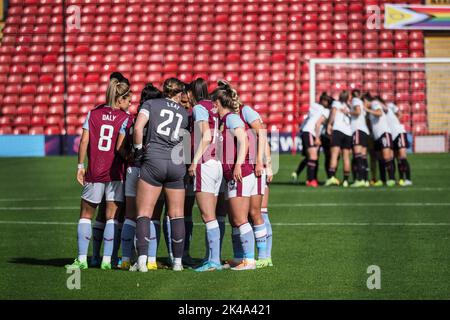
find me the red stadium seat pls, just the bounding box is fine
[413,123,427,135]
[13,126,29,135]
[45,126,62,135]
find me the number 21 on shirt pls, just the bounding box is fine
[157,109,183,139]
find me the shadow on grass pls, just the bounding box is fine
[9,257,73,267]
[8,256,205,269]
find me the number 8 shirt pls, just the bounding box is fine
[80,105,128,204]
[82,104,129,183]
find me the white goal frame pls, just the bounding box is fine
[308,58,450,107]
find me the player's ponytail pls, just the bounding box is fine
[106,78,131,108]
[351,89,361,98]
[216,80,242,113]
[338,90,349,104]
[189,78,210,103]
[163,78,185,99]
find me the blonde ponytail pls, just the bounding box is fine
[216,80,242,113]
[106,78,131,107]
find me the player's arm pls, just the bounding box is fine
[192,121,212,165]
[188,105,213,176]
[348,105,361,117]
[133,110,149,162]
[249,119,266,177]
[116,118,129,160]
[243,106,265,176]
[327,107,336,135]
[115,133,127,159]
[314,116,326,146]
[265,139,273,183]
[365,106,382,117]
[233,126,248,182]
[77,129,89,186]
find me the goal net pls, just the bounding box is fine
[308,58,450,152]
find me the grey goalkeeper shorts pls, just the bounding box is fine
[139,158,186,189]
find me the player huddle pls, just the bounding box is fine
[292,89,412,188]
[66,73,273,272]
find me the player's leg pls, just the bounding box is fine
[322,135,332,180]
[292,156,307,184]
[135,178,163,272]
[306,145,319,187]
[351,143,363,186]
[216,190,228,255]
[249,193,268,267]
[121,166,139,270]
[398,147,412,185]
[342,148,351,187]
[183,192,195,266]
[121,196,136,269]
[326,145,341,186]
[194,191,221,271]
[360,146,369,185]
[164,187,186,271]
[148,196,164,270]
[396,134,412,186]
[250,170,269,267]
[228,195,254,270]
[66,183,103,269]
[91,198,106,267]
[228,174,256,270]
[100,181,124,270]
[160,199,174,265]
[291,133,308,183]
[261,186,273,266]
[381,134,396,186]
[369,138,380,186]
[111,204,125,268]
[351,131,365,186]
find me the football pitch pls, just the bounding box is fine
[0,154,449,300]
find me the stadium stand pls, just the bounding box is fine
[0,0,429,135]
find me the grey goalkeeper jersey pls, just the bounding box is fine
[139,98,189,160]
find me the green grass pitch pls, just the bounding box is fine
[0,154,449,299]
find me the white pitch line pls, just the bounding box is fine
[0,197,79,202]
[0,187,448,202]
[273,203,450,207]
[1,202,450,211]
[270,187,450,193]
[0,220,449,226]
[0,207,79,210]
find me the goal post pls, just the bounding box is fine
[308,58,450,152]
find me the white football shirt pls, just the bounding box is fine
[302,103,329,136]
[385,102,406,139]
[369,100,391,140]
[331,100,352,136]
[350,97,369,135]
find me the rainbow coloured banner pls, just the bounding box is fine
[385,4,450,30]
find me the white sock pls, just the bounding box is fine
[78,255,87,263]
[102,256,111,264]
[148,257,156,263]
[174,257,182,266]
[138,255,147,266]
